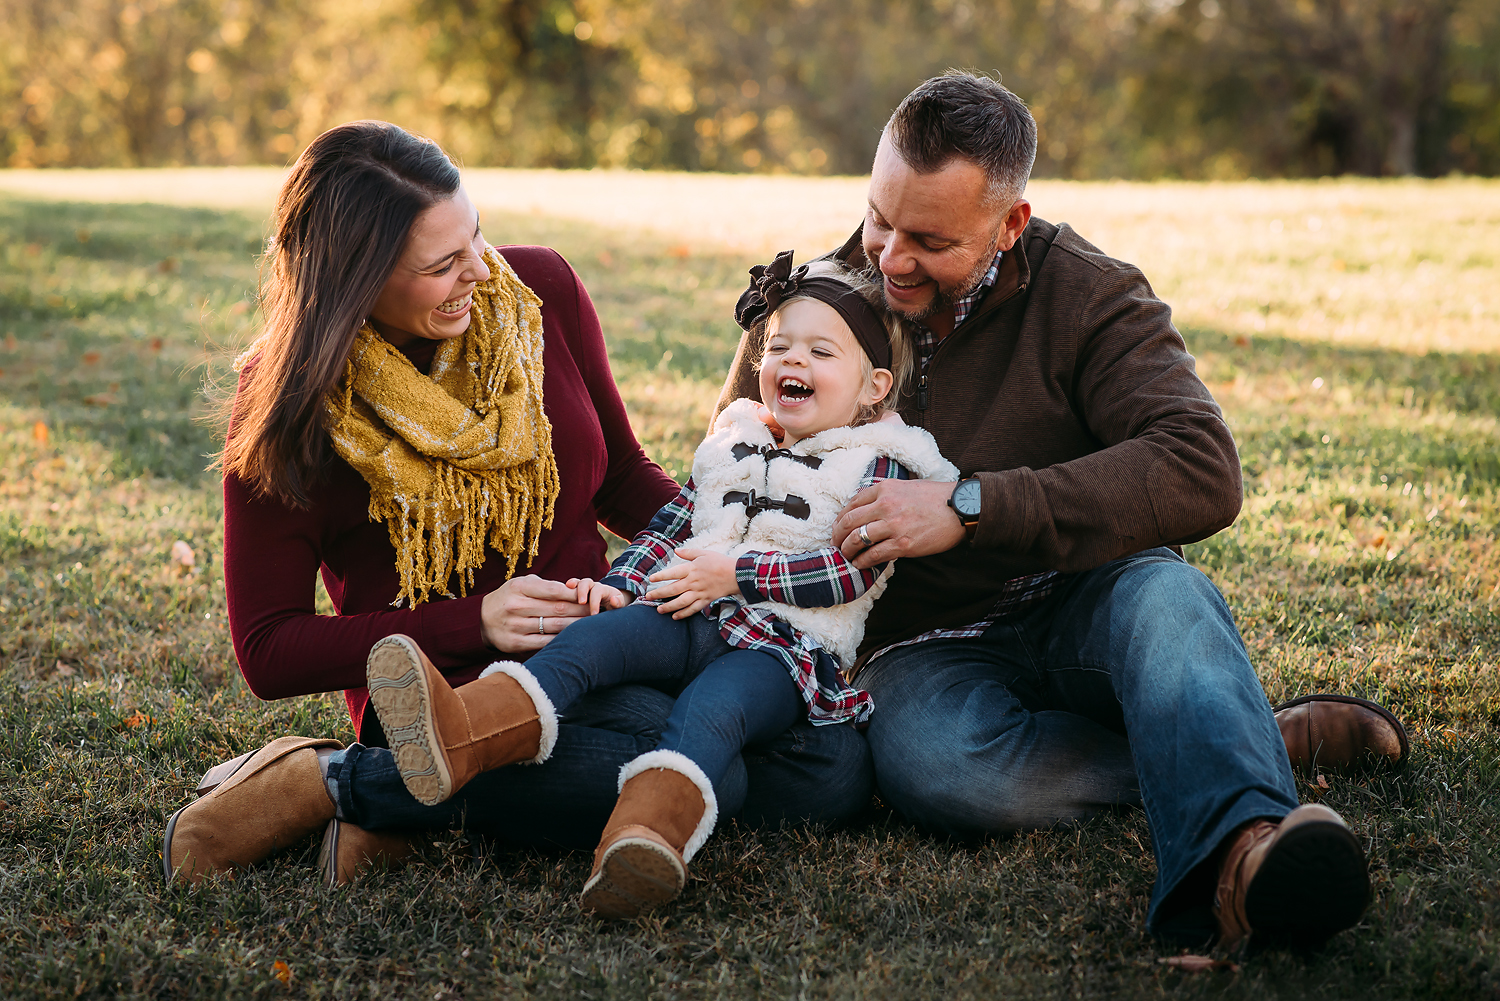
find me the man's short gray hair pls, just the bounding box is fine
[884,71,1038,209]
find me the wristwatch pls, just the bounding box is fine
[947,477,982,541]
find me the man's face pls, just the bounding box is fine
[862,134,1028,323]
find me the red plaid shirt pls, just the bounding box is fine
[602,455,912,725]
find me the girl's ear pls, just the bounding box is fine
[863,368,894,406]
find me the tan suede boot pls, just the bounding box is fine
[1213,804,1370,950]
[317,818,419,888]
[1274,694,1409,773]
[580,750,718,919]
[365,634,558,807]
[163,736,344,885]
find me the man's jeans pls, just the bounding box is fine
[327,674,873,849]
[858,547,1298,936]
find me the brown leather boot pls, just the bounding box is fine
[365,634,557,807]
[1213,804,1370,950]
[1275,694,1409,773]
[163,736,344,884]
[580,750,718,919]
[317,818,419,888]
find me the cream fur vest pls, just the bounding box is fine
[678,398,959,668]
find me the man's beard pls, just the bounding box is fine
[863,230,1002,323]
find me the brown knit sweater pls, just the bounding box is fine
[714,217,1243,656]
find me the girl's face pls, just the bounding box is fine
[757,298,893,441]
[369,185,491,349]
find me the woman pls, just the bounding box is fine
[162,122,873,887]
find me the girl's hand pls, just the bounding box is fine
[566,577,633,615]
[644,549,740,620]
[480,575,592,652]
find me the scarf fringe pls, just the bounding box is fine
[326,248,560,607]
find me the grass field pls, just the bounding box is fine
[0,172,1498,999]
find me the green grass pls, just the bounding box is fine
[1,189,1498,999]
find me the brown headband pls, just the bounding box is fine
[734,250,892,371]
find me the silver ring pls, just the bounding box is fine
[857,524,874,548]
[537,616,546,635]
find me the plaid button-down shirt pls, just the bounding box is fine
[864,248,1066,669]
[602,456,913,726]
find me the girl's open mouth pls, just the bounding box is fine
[777,377,813,406]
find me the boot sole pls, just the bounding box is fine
[318,819,342,889]
[367,636,452,807]
[580,837,686,919]
[1244,819,1370,945]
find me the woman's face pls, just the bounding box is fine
[369,185,490,348]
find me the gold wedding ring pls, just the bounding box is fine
[857,524,874,548]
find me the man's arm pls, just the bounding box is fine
[836,260,1241,572]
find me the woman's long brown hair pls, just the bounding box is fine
[219,121,460,507]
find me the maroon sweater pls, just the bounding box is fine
[223,246,679,739]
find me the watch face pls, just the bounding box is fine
[953,479,983,519]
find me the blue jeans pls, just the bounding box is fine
[858,548,1298,939]
[329,608,868,848]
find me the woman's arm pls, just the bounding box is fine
[223,471,496,700]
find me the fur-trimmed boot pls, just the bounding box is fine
[580,750,718,919]
[366,634,558,807]
[163,735,344,884]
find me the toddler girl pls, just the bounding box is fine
[365,251,956,917]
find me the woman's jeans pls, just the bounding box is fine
[329,605,860,847]
[856,547,1298,939]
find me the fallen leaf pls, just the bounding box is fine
[158,257,178,273]
[0,800,9,811]
[76,228,91,242]
[83,351,100,364]
[597,249,615,268]
[272,960,292,985]
[1317,773,1331,790]
[53,660,76,678]
[667,244,690,259]
[170,540,196,569]
[121,711,155,729]
[149,338,163,351]
[1370,533,1386,548]
[4,334,15,350]
[32,421,49,445]
[1160,955,1239,973]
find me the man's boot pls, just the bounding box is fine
[580,750,718,919]
[318,818,419,888]
[366,634,558,806]
[1274,694,1408,773]
[1213,804,1370,950]
[163,736,344,884]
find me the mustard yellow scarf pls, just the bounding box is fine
[323,247,560,607]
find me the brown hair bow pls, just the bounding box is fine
[734,250,892,371]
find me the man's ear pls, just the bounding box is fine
[864,367,895,406]
[996,198,1032,251]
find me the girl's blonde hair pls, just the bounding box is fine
[754,259,911,427]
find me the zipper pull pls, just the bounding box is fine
[918,373,928,411]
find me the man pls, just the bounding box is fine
[714,71,1404,947]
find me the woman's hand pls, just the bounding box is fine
[481,575,593,653]
[566,577,633,615]
[644,549,740,620]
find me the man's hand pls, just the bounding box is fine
[644,549,740,620]
[833,479,966,570]
[480,575,592,652]
[566,577,633,615]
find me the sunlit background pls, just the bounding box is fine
[4,0,1499,178]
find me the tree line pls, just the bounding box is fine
[3,0,1497,177]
